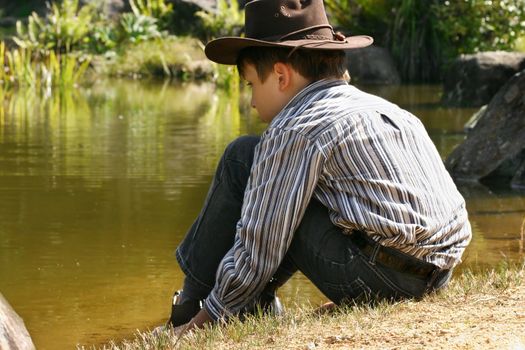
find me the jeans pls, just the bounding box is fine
[176,136,451,306]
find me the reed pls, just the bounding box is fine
[390,0,443,82]
[0,42,91,89]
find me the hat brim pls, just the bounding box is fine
[205,35,374,65]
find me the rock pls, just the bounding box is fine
[0,16,17,28]
[0,1,42,17]
[92,0,129,17]
[346,46,401,85]
[176,0,217,12]
[512,159,525,189]
[0,293,35,350]
[442,51,525,107]
[445,70,525,190]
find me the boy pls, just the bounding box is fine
[165,0,471,333]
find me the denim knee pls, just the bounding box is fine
[223,136,260,165]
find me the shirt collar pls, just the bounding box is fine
[270,78,348,125]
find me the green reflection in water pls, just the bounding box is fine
[0,82,523,349]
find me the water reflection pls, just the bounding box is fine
[0,80,264,349]
[0,82,523,349]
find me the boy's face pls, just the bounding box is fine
[242,63,291,123]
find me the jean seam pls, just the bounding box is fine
[324,277,372,300]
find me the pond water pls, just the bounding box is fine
[0,80,524,349]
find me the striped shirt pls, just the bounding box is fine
[204,79,472,320]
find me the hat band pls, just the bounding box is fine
[257,24,336,42]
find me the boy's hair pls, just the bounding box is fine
[236,47,347,82]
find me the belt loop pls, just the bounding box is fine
[368,243,380,265]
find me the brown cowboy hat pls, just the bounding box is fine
[205,0,373,65]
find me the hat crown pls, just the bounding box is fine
[245,0,332,41]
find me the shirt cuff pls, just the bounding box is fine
[204,289,233,321]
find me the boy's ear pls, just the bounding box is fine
[273,62,292,91]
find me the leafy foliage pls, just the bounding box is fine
[129,0,173,30]
[118,13,161,44]
[13,0,98,53]
[433,0,525,55]
[325,0,525,82]
[325,0,392,41]
[196,0,244,41]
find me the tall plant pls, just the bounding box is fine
[390,0,443,82]
[0,42,91,89]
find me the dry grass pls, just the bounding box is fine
[99,263,525,350]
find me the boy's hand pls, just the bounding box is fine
[189,308,214,328]
[173,309,214,338]
[314,301,336,315]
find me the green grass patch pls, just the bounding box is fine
[94,36,213,80]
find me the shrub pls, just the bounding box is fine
[433,0,525,55]
[99,36,212,79]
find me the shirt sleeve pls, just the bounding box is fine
[204,128,326,319]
